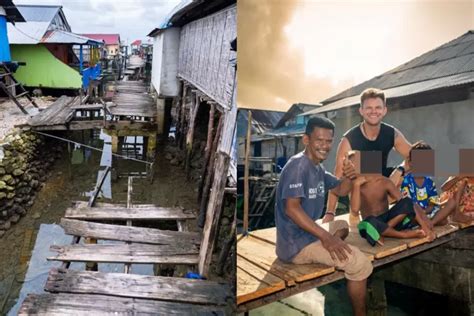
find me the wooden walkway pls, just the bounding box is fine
[19,188,232,314]
[237,214,474,312]
[19,81,157,131]
[24,96,103,131]
[108,81,156,118]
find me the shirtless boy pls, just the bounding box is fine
[348,151,434,246]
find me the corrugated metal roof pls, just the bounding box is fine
[7,21,50,44]
[237,109,285,138]
[319,30,474,108]
[251,124,306,142]
[275,103,320,128]
[15,5,60,22]
[81,34,120,45]
[303,71,474,116]
[41,30,104,45]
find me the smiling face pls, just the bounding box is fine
[303,127,334,164]
[359,97,387,126]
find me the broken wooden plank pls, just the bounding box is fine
[237,256,285,305]
[64,206,196,221]
[60,218,201,245]
[45,268,232,306]
[48,243,199,265]
[19,293,228,315]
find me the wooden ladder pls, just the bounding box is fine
[0,63,39,115]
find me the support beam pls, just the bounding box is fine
[185,93,200,176]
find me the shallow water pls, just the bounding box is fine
[0,130,198,314]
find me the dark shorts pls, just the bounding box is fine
[358,197,416,246]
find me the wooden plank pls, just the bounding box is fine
[45,268,232,306]
[48,243,199,264]
[345,232,407,259]
[433,223,459,237]
[237,236,335,285]
[237,256,285,305]
[60,218,201,245]
[19,293,228,315]
[456,220,474,229]
[237,271,346,312]
[64,206,196,220]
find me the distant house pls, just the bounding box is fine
[302,30,474,177]
[131,39,141,54]
[7,5,103,90]
[236,108,285,163]
[81,33,120,58]
[242,103,321,170]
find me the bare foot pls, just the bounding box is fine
[401,229,426,239]
[333,228,349,240]
[451,212,474,224]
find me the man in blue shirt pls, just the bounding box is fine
[275,116,372,316]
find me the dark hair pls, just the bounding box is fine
[360,88,386,107]
[305,116,335,135]
[409,140,432,160]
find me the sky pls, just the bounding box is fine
[13,0,181,44]
[238,0,474,111]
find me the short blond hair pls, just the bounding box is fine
[360,88,386,107]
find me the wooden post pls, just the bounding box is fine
[243,110,252,234]
[185,93,200,176]
[198,69,237,277]
[124,176,133,274]
[198,114,223,228]
[178,85,187,149]
[85,166,111,271]
[198,102,215,200]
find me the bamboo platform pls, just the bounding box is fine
[237,214,474,311]
[19,196,233,314]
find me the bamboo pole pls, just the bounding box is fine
[243,111,252,234]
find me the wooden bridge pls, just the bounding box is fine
[237,213,474,312]
[18,81,157,132]
[19,177,233,315]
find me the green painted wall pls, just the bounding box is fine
[10,44,81,89]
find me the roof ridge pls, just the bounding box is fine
[322,30,474,104]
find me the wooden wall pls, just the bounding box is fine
[177,4,236,109]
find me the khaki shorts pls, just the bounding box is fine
[292,220,373,281]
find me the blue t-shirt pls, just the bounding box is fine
[275,152,341,262]
[401,173,438,209]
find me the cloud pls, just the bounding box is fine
[237,0,355,111]
[13,0,180,42]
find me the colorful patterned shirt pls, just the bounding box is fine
[401,173,439,209]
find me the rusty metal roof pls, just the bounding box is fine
[306,30,474,115]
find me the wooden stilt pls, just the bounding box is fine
[198,102,215,200]
[243,111,252,234]
[124,176,133,274]
[198,115,223,228]
[185,93,200,176]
